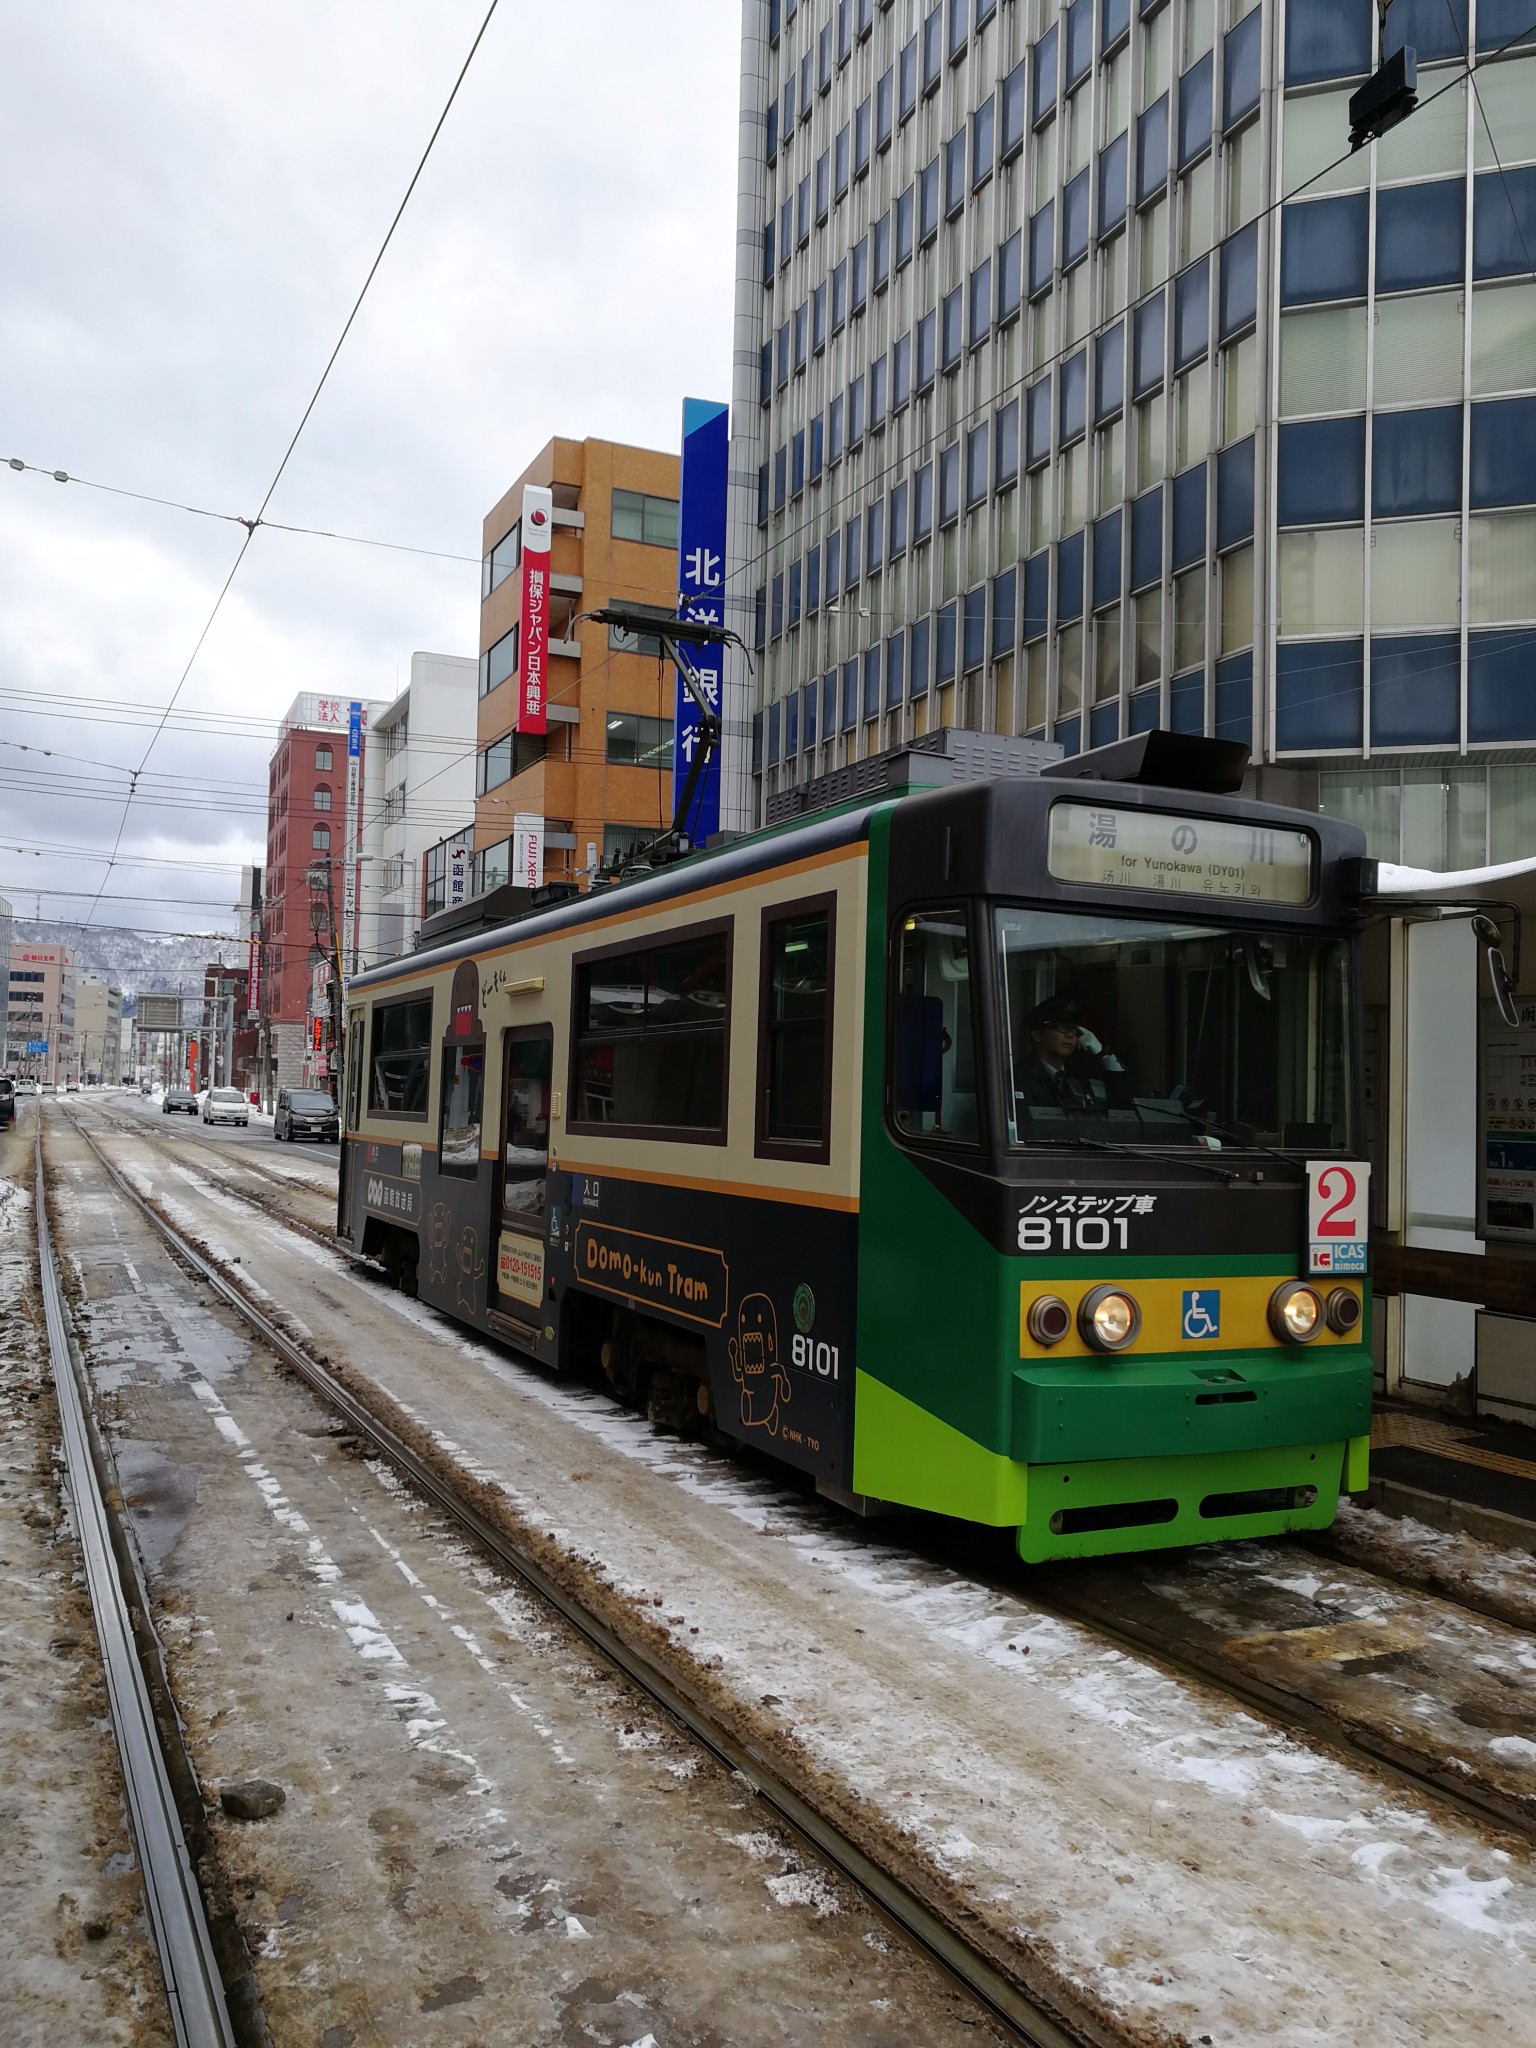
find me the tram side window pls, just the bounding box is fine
[571,924,730,1137]
[892,908,979,1143]
[369,995,433,1116]
[502,1030,552,1223]
[758,902,834,1157]
[439,1039,485,1175]
[346,1013,365,1130]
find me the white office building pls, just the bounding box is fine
[735,0,1536,847]
[359,653,479,964]
[75,974,123,1084]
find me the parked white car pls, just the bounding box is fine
[202,1087,250,1127]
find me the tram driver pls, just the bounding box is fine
[1015,994,1134,1115]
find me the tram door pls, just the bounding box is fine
[493,1026,553,1324]
[339,1010,366,1237]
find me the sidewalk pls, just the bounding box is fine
[1370,1402,1536,1553]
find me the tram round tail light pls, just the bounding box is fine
[1269,1282,1323,1345]
[1078,1285,1141,1353]
[1026,1294,1073,1347]
[1325,1287,1362,1336]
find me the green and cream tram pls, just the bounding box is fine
[339,734,1374,1561]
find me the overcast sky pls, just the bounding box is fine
[0,0,739,949]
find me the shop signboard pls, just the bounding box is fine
[517,485,552,734]
[672,397,728,846]
[1480,999,1536,1243]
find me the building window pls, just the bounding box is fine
[312,824,330,851]
[369,995,433,1116]
[611,489,680,549]
[1469,508,1536,623]
[314,745,332,771]
[438,1041,485,1177]
[1220,544,1256,652]
[1277,527,1365,635]
[1174,564,1208,670]
[483,524,519,597]
[571,924,731,1138]
[605,713,675,768]
[313,784,332,812]
[479,625,518,698]
[1278,304,1366,417]
[477,730,547,794]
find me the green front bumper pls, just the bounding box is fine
[1012,1346,1374,1465]
[1017,1436,1367,1563]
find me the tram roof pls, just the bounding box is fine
[348,795,889,993]
[352,749,1369,996]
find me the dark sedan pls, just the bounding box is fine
[275,1087,339,1143]
[163,1087,199,1115]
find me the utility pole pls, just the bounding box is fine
[307,858,345,1103]
[256,910,271,1112]
[330,858,344,1101]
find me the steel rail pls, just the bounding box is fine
[88,1107,1536,1852]
[92,1102,344,1258]
[34,1119,237,2048]
[1024,1575,1536,1848]
[62,1107,1093,2048]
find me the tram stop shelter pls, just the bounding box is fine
[1365,853,1536,1429]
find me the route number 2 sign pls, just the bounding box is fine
[1306,1161,1371,1275]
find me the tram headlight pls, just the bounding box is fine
[1325,1287,1362,1336]
[1268,1281,1323,1345]
[1026,1294,1073,1347]
[1078,1285,1141,1353]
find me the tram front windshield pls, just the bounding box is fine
[993,907,1353,1154]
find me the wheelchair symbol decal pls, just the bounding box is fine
[1181,1289,1220,1340]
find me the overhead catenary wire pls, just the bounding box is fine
[0,633,682,928]
[70,0,505,937]
[1,458,482,567]
[19,16,1526,935]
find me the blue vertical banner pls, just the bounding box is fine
[673,397,730,846]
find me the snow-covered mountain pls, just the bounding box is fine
[17,923,244,1014]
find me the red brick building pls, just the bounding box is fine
[261,693,382,1094]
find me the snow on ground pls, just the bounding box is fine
[335,1274,1536,2037]
[0,1121,173,2040]
[1327,1496,1536,1632]
[84,1122,1536,2046]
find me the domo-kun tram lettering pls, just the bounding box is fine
[339,730,1380,1562]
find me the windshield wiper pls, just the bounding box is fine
[1023,1134,1115,1152]
[1140,1103,1307,1179]
[1023,1134,1239,1182]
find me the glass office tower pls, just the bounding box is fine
[734,0,1536,866]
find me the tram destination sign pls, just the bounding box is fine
[1047,802,1313,904]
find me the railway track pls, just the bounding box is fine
[74,1101,1536,1861]
[52,1104,1089,2048]
[91,1102,350,1262]
[34,1119,243,2048]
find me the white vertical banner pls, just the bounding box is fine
[448,843,469,909]
[513,813,544,889]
